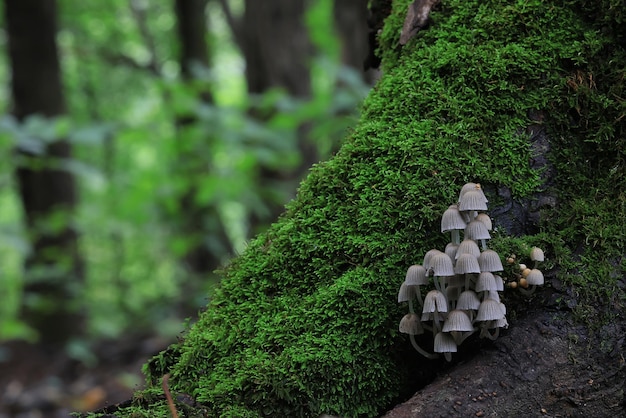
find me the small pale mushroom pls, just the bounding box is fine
[422,290,448,314]
[530,247,545,262]
[475,299,505,322]
[399,313,423,335]
[476,299,506,340]
[423,249,443,271]
[429,252,455,292]
[475,271,498,293]
[519,268,544,296]
[493,274,505,291]
[442,309,475,345]
[478,249,504,272]
[458,182,478,201]
[457,290,481,311]
[455,239,481,259]
[422,290,448,331]
[526,269,544,285]
[397,282,415,303]
[429,252,455,277]
[401,313,438,359]
[465,220,491,249]
[404,264,429,307]
[454,253,481,275]
[457,289,481,321]
[445,243,459,261]
[434,332,457,362]
[475,213,493,230]
[441,204,467,245]
[530,247,545,269]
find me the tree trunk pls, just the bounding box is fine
[173,0,232,279]
[332,0,378,83]
[89,1,626,416]
[240,0,317,232]
[4,0,84,346]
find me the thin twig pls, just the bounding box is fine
[162,373,179,418]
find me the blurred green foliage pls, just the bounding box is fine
[0,0,370,344]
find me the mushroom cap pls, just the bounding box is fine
[530,247,545,262]
[476,299,505,321]
[475,213,493,230]
[457,290,481,310]
[526,268,545,285]
[456,239,481,259]
[442,310,474,332]
[465,220,491,240]
[430,252,455,277]
[441,204,467,232]
[397,282,415,303]
[445,243,459,261]
[454,253,481,274]
[422,290,448,313]
[494,274,505,291]
[486,291,501,303]
[399,313,424,335]
[458,182,480,201]
[459,189,488,211]
[478,249,504,272]
[434,332,458,353]
[423,249,443,270]
[405,264,429,286]
[475,271,498,292]
[496,317,509,329]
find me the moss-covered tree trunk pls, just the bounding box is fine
[94,1,626,416]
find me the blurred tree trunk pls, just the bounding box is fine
[4,0,84,345]
[240,0,316,232]
[173,0,231,281]
[332,0,378,84]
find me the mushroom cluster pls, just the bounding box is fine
[397,183,545,361]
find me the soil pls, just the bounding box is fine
[0,334,170,418]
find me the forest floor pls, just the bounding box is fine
[0,334,170,418]
[2,293,624,418]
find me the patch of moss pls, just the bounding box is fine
[105,1,625,417]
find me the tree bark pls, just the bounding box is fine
[4,0,84,345]
[240,0,317,231]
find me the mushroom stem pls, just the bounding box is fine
[409,333,438,359]
[451,329,478,345]
[433,309,442,334]
[518,285,536,297]
[433,276,443,293]
[444,352,452,362]
[451,230,460,245]
[479,323,500,340]
[480,239,487,251]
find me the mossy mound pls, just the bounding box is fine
[98,1,625,417]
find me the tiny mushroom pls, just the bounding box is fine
[478,249,504,272]
[434,332,457,361]
[399,313,423,335]
[456,239,481,259]
[441,204,467,244]
[475,213,493,230]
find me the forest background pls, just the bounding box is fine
[0,0,375,414]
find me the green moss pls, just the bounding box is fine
[105,1,625,417]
